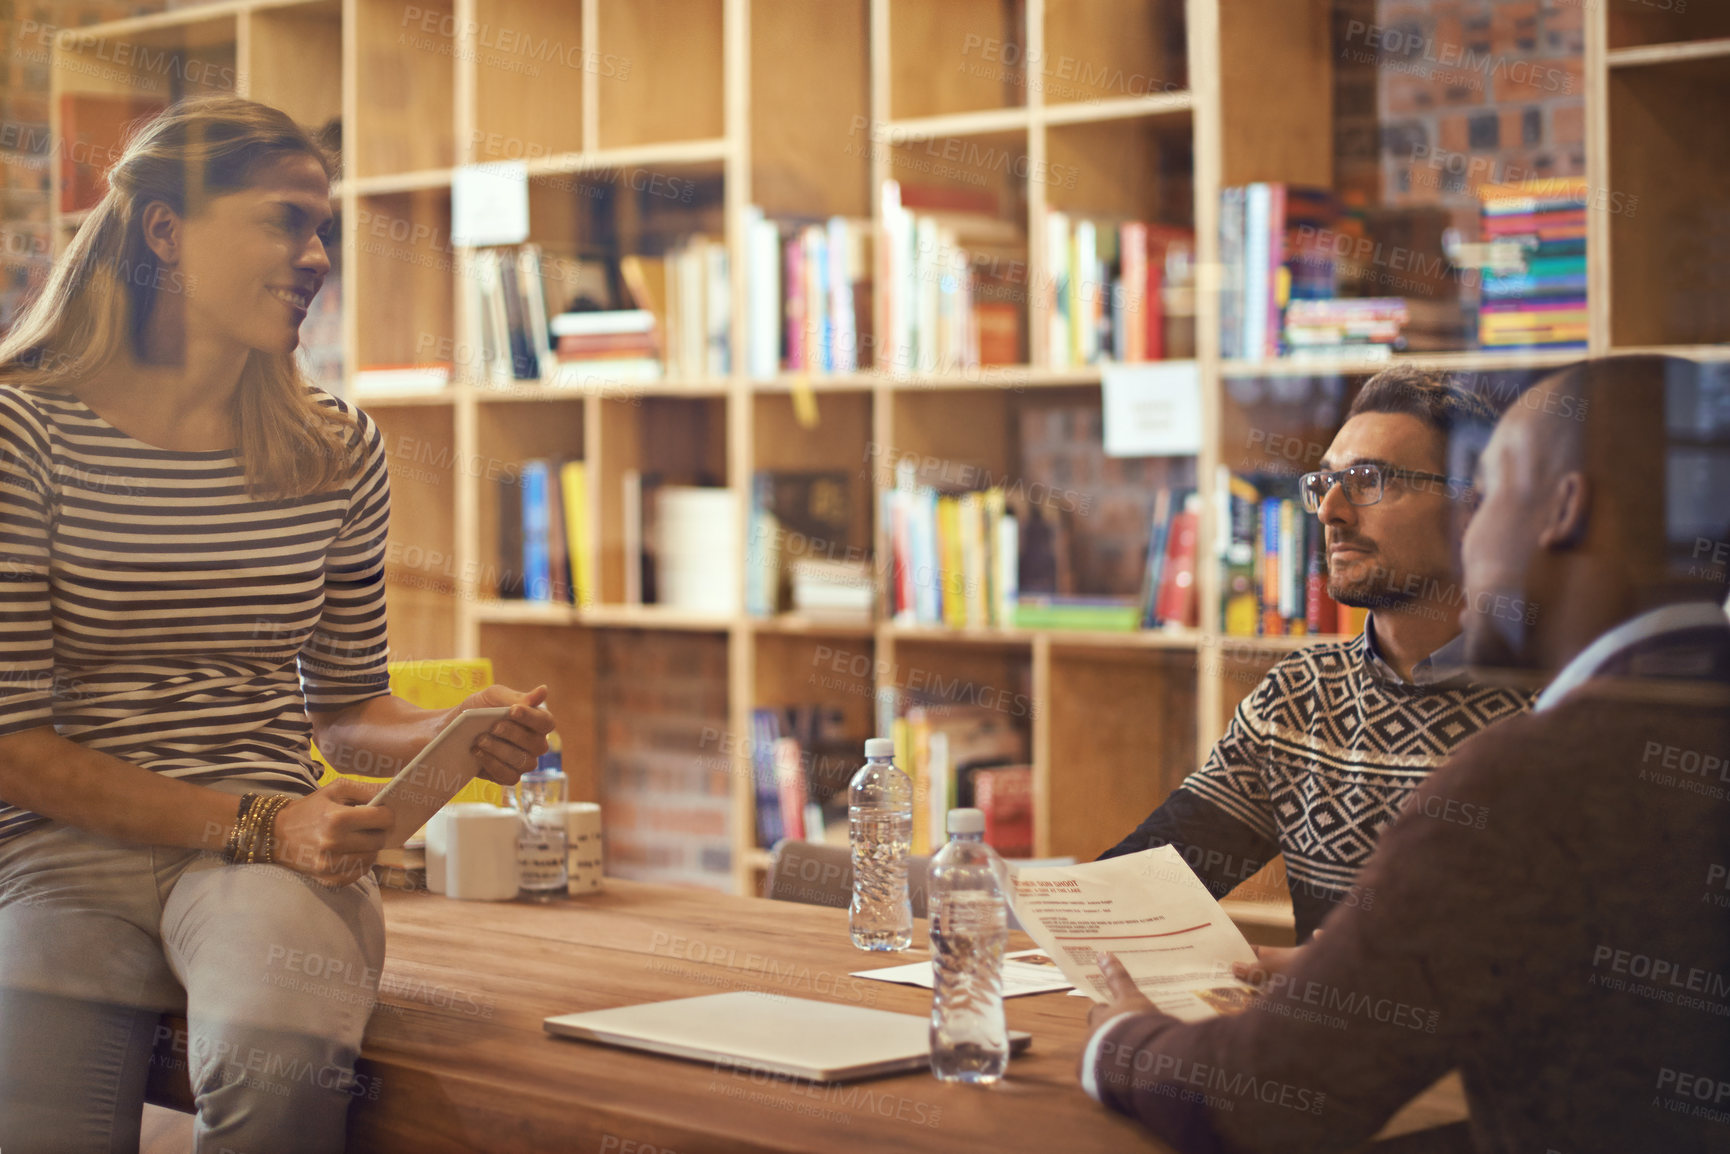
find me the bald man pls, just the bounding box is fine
[1077,355,1730,1153]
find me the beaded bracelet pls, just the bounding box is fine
[223,792,291,865]
[247,795,292,865]
[222,793,259,864]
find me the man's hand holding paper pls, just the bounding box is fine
[1010,846,1260,1022]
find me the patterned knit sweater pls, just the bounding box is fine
[1102,630,1532,939]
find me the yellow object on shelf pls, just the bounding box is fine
[313,659,506,808]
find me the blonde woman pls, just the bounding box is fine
[0,98,555,1150]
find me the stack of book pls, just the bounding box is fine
[551,244,730,384]
[460,246,554,386]
[1219,183,1341,361]
[892,705,1030,855]
[1132,487,1203,630]
[1477,178,1589,351]
[548,309,661,384]
[1218,470,1364,637]
[1008,488,1200,633]
[750,704,857,848]
[882,464,1019,628]
[879,180,1026,375]
[493,459,593,607]
[1041,213,1195,368]
[1282,298,1410,360]
[743,207,872,378]
[662,236,731,378]
[745,470,863,619]
[787,559,874,621]
[651,486,741,615]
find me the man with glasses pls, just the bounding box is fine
[1100,366,1531,952]
[1079,353,1730,1152]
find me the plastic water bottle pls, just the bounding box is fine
[929,807,1010,1084]
[849,737,913,951]
[514,750,568,901]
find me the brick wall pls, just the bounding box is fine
[1367,0,1586,220]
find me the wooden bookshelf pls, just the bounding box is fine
[47,0,1727,900]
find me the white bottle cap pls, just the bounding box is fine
[864,737,896,758]
[947,807,985,835]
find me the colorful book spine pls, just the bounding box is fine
[520,460,552,602]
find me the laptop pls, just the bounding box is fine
[544,991,1032,1083]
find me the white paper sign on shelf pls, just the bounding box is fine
[452,161,530,247]
[1101,360,1203,458]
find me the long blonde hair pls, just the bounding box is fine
[0,96,357,499]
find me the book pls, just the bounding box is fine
[1474,180,1588,350]
[1137,488,1175,628]
[748,470,859,616]
[652,487,741,614]
[1217,473,1352,636]
[788,558,873,621]
[972,766,1033,858]
[1012,595,1141,631]
[519,246,552,379]
[1042,215,1194,368]
[773,736,807,842]
[879,181,1001,375]
[494,474,525,599]
[622,469,643,605]
[520,460,553,601]
[542,459,571,604]
[904,705,1028,854]
[354,364,452,393]
[1153,496,1201,627]
[745,206,781,379]
[550,310,657,337]
[560,461,593,607]
[752,709,785,848]
[556,332,660,357]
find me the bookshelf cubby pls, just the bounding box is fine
[356,0,455,179]
[354,190,454,366]
[1604,0,1730,52]
[1605,56,1730,350]
[888,0,1027,120]
[44,0,1726,899]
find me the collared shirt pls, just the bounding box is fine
[1535,600,1730,712]
[1362,613,1469,687]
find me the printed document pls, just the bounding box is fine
[851,949,1075,997]
[1011,847,1259,1021]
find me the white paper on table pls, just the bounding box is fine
[850,949,1076,998]
[1101,360,1203,458]
[1009,846,1259,1022]
[452,161,530,247]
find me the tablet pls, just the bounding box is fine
[544,991,1033,1083]
[365,706,512,848]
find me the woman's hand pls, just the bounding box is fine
[454,684,557,787]
[271,778,395,887]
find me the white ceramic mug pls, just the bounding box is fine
[426,804,520,901]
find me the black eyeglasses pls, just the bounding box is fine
[1298,463,1473,513]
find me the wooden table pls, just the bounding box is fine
[326,880,1468,1151]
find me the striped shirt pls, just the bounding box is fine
[0,384,391,842]
[1103,627,1532,938]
